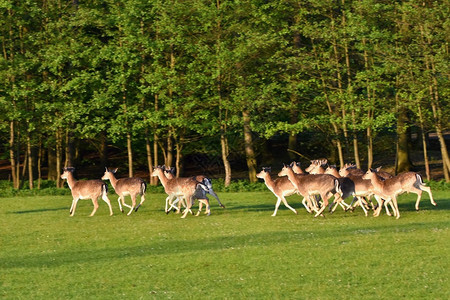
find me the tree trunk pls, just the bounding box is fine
[166,129,173,167]
[145,129,154,184]
[175,136,183,178]
[99,131,108,168]
[55,129,62,188]
[242,110,257,183]
[220,124,232,186]
[9,121,18,188]
[27,135,33,189]
[37,141,42,189]
[127,131,133,177]
[64,128,74,167]
[396,108,412,173]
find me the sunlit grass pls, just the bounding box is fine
[1,190,449,299]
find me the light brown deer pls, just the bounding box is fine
[291,162,305,174]
[256,167,310,216]
[395,171,436,210]
[362,168,402,219]
[151,166,206,218]
[278,164,343,217]
[61,167,113,217]
[305,159,328,174]
[101,168,147,216]
[163,167,211,216]
[302,161,351,212]
[325,165,374,216]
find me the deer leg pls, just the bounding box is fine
[373,196,383,217]
[392,196,400,219]
[181,195,193,219]
[280,196,297,215]
[358,197,368,217]
[127,195,136,216]
[89,198,99,217]
[314,196,328,217]
[301,197,312,213]
[135,194,146,212]
[117,197,123,213]
[121,196,132,210]
[70,197,79,216]
[421,185,436,207]
[272,197,283,216]
[102,193,113,216]
[384,201,392,217]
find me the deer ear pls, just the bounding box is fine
[375,166,382,172]
[289,162,294,167]
[112,168,118,173]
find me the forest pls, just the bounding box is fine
[1,0,449,190]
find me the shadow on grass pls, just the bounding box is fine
[11,207,68,214]
[2,219,448,270]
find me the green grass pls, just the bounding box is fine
[1,190,449,299]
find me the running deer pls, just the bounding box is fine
[396,171,436,210]
[362,168,404,218]
[256,167,309,216]
[278,163,343,217]
[164,166,225,211]
[101,168,147,216]
[61,167,113,217]
[163,167,222,216]
[325,165,375,216]
[151,166,206,218]
[301,160,351,212]
[305,159,328,174]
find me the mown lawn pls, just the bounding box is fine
[1,190,449,299]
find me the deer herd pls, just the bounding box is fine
[60,158,436,219]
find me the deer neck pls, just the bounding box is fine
[262,175,276,191]
[65,173,77,190]
[156,171,169,188]
[109,174,119,189]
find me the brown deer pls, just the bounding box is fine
[278,163,343,217]
[395,171,436,210]
[151,166,206,218]
[101,168,147,216]
[325,165,375,216]
[362,168,402,218]
[61,167,113,217]
[305,159,328,174]
[256,167,309,216]
[163,167,214,216]
[302,161,351,212]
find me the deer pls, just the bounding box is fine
[291,162,305,174]
[151,166,207,218]
[256,167,313,216]
[364,168,436,213]
[303,160,352,212]
[163,167,222,216]
[362,168,403,219]
[164,166,225,211]
[60,167,113,217]
[101,168,147,216]
[324,165,375,216]
[304,159,328,174]
[278,163,343,218]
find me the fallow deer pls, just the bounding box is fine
[151,166,206,218]
[325,165,374,216]
[163,167,218,216]
[302,161,351,212]
[362,168,402,219]
[164,166,225,210]
[61,167,113,217]
[278,164,343,217]
[256,167,312,216]
[305,159,328,174]
[101,168,147,216]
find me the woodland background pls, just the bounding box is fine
[0,0,449,190]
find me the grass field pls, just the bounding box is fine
[1,190,449,299]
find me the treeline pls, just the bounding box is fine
[1,0,449,189]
